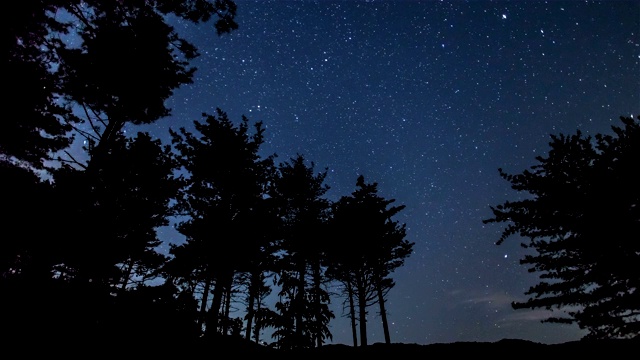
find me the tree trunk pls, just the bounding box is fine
[92,117,125,159]
[357,273,368,347]
[254,299,262,343]
[207,276,224,336]
[222,281,232,335]
[208,270,235,336]
[198,277,212,330]
[312,259,323,348]
[118,257,135,294]
[245,271,257,341]
[295,259,306,348]
[347,278,358,347]
[377,279,391,344]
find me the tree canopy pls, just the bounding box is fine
[483,115,640,340]
[2,0,417,351]
[328,175,413,346]
[4,0,237,171]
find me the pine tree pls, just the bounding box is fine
[52,132,179,288]
[3,0,239,345]
[169,109,274,337]
[268,154,334,349]
[483,115,640,340]
[328,175,413,346]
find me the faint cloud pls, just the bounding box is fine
[448,289,515,310]
[464,292,514,309]
[500,305,580,324]
[448,289,580,328]
[501,308,555,323]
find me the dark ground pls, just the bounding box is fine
[10,335,637,357]
[300,338,638,356]
[195,336,640,357]
[268,338,638,357]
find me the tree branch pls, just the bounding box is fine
[58,151,87,170]
[81,103,105,140]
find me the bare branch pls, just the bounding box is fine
[59,151,87,170]
[66,3,93,30]
[60,111,100,143]
[80,103,104,139]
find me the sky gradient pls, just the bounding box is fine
[115,0,639,345]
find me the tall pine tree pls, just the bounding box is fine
[169,109,275,337]
[268,154,334,350]
[328,175,413,346]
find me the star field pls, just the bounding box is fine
[138,0,639,345]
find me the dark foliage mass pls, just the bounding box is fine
[2,0,414,351]
[2,0,637,353]
[4,0,237,170]
[484,115,640,339]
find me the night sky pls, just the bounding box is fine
[113,0,639,346]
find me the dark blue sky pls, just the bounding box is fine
[127,0,638,345]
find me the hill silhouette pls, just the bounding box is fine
[280,338,638,357]
[15,334,635,358]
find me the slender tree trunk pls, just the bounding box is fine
[312,259,323,348]
[346,278,358,347]
[357,273,368,347]
[91,117,125,159]
[222,282,232,335]
[207,270,235,337]
[118,257,135,294]
[254,299,262,343]
[245,271,257,341]
[198,277,212,330]
[207,276,224,336]
[295,259,306,348]
[376,279,391,344]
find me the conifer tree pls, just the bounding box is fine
[169,109,274,337]
[268,154,334,349]
[328,175,413,346]
[52,132,179,288]
[484,115,640,340]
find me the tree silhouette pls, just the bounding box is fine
[483,115,640,340]
[107,133,180,292]
[5,1,237,172]
[238,196,281,343]
[51,131,179,288]
[268,154,334,349]
[3,0,246,349]
[169,109,275,338]
[1,132,179,345]
[102,281,200,345]
[58,0,236,170]
[328,175,413,346]
[4,2,74,170]
[0,163,59,281]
